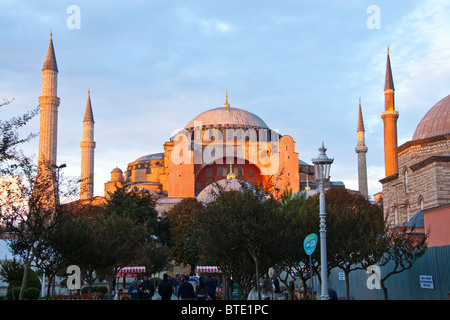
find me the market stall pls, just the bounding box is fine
[115,266,146,300]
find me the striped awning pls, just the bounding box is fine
[196,266,222,273]
[116,266,146,277]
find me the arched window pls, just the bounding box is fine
[403,167,409,193]
[206,168,213,178]
[418,195,424,211]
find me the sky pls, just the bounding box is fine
[1,0,449,200]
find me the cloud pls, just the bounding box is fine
[177,7,233,33]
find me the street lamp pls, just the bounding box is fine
[311,142,333,300]
[51,163,66,204]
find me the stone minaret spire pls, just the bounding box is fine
[356,98,368,198]
[381,46,399,177]
[80,90,96,200]
[37,32,60,176]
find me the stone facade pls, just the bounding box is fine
[381,133,450,228]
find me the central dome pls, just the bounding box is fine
[185,106,269,130]
[412,94,450,140]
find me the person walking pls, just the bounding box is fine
[178,275,195,300]
[139,274,156,300]
[272,275,280,300]
[127,278,140,300]
[204,274,217,300]
[196,277,208,300]
[262,273,272,300]
[158,273,173,300]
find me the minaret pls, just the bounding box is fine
[37,32,60,184]
[80,90,96,200]
[381,46,399,177]
[355,98,368,198]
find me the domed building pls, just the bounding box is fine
[104,94,304,213]
[380,87,450,246]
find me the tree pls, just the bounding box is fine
[100,184,171,298]
[168,197,203,273]
[363,225,428,300]
[325,188,384,299]
[196,182,283,299]
[0,257,24,300]
[0,99,38,165]
[275,191,321,299]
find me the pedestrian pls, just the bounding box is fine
[158,273,173,300]
[114,289,123,300]
[272,275,280,300]
[261,273,272,300]
[204,274,217,300]
[188,272,198,292]
[139,274,156,300]
[328,288,338,300]
[127,278,140,300]
[196,276,208,300]
[178,275,195,300]
[288,280,295,300]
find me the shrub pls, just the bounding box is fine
[94,286,107,294]
[81,286,90,294]
[7,269,41,293]
[6,287,21,300]
[24,287,40,300]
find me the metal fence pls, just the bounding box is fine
[328,245,450,300]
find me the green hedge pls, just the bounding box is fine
[24,287,40,300]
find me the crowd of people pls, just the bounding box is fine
[119,272,218,300]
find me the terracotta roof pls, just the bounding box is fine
[412,94,450,140]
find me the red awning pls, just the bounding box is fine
[196,266,222,273]
[116,266,146,277]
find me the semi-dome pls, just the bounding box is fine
[197,178,254,203]
[412,94,450,140]
[134,152,164,162]
[185,101,268,130]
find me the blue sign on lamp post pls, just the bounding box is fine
[303,233,318,299]
[303,233,318,255]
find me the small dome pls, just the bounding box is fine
[185,107,268,130]
[197,178,254,203]
[412,95,450,140]
[111,167,122,173]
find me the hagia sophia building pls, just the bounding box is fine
[36,34,449,246]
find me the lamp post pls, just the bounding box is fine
[51,163,66,205]
[311,143,333,300]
